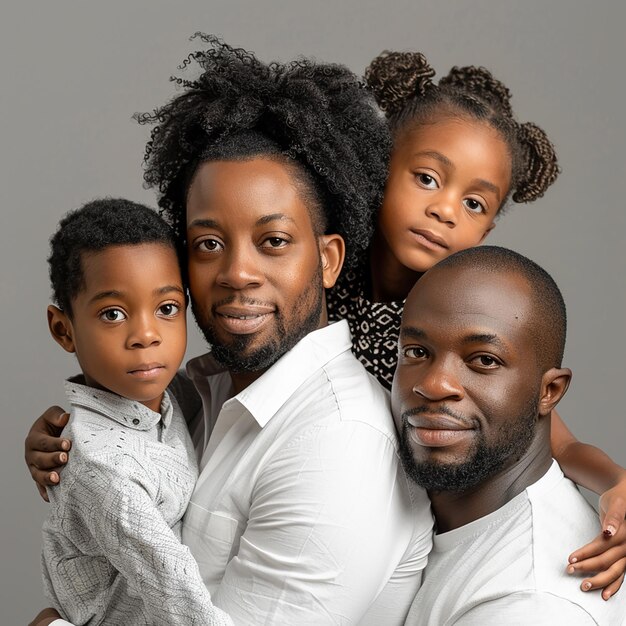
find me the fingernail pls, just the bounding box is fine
[582,582,592,591]
[569,557,578,564]
[567,565,575,574]
[604,526,616,537]
[60,453,67,463]
[603,592,611,601]
[50,472,59,483]
[61,440,70,451]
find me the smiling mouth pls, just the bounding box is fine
[215,307,275,335]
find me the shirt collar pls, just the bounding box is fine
[186,320,353,428]
[64,378,172,431]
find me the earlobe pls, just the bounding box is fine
[538,367,572,417]
[47,305,76,353]
[319,234,345,289]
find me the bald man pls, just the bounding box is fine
[392,246,623,625]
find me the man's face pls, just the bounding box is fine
[391,267,543,492]
[186,158,328,373]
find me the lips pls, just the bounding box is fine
[405,413,474,448]
[410,228,449,251]
[127,363,166,380]
[214,304,275,335]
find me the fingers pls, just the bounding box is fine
[600,494,626,537]
[41,406,70,433]
[37,483,50,503]
[568,559,626,599]
[569,525,626,563]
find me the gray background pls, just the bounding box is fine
[2,1,624,622]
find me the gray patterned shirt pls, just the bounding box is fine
[41,379,232,626]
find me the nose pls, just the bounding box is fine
[411,355,464,402]
[216,244,263,290]
[425,192,458,227]
[127,313,162,349]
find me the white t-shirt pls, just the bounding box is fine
[406,461,624,625]
[183,321,434,625]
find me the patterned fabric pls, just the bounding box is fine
[327,264,404,390]
[41,380,233,626]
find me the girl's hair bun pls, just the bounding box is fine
[365,50,435,115]
[439,66,513,117]
[513,122,560,203]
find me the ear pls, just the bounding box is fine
[319,234,345,289]
[479,221,496,244]
[537,367,571,417]
[47,305,76,353]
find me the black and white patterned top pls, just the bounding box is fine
[327,264,404,391]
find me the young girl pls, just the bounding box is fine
[327,50,626,599]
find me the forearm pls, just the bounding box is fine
[551,409,626,494]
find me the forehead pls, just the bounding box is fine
[396,116,511,180]
[186,158,314,229]
[403,266,535,349]
[80,244,181,290]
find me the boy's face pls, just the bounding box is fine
[49,243,187,413]
[376,116,510,274]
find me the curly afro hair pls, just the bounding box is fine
[135,34,392,268]
[365,51,559,208]
[48,198,179,316]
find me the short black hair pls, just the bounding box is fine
[434,245,567,368]
[135,34,391,269]
[366,51,559,210]
[48,198,179,317]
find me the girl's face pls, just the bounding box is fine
[376,115,512,274]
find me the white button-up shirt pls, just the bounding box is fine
[183,321,433,625]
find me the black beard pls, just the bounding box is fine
[398,396,539,493]
[192,269,324,374]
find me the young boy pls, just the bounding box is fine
[41,199,231,626]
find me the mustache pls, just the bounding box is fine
[210,294,276,314]
[401,404,475,429]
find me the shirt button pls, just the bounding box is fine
[132,418,140,426]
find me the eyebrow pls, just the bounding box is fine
[400,326,427,340]
[188,214,296,230]
[461,333,508,352]
[88,285,184,304]
[469,178,501,200]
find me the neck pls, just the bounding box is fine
[429,426,553,534]
[369,231,423,302]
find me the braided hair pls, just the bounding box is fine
[136,34,391,268]
[365,51,559,206]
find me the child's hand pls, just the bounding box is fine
[567,523,626,600]
[24,406,71,501]
[598,479,626,537]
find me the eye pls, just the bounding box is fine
[197,238,223,253]
[157,302,181,318]
[463,198,486,214]
[469,354,501,369]
[260,236,289,249]
[402,345,429,360]
[99,308,126,323]
[416,173,438,189]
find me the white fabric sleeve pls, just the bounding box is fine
[454,591,598,625]
[213,420,430,624]
[60,455,232,626]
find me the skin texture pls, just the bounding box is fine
[47,244,187,413]
[185,158,344,394]
[391,265,571,532]
[370,115,509,302]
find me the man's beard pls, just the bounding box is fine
[397,396,539,493]
[191,267,324,373]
